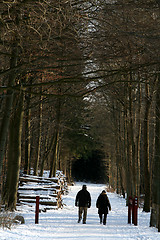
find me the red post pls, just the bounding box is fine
[128,196,133,224]
[133,196,138,226]
[35,196,40,224]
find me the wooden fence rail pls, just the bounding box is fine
[17,171,68,211]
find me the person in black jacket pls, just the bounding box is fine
[75,185,91,224]
[96,190,111,225]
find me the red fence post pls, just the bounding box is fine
[133,196,138,226]
[128,196,133,224]
[35,196,40,224]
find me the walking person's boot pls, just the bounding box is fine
[99,214,102,224]
[103,214,107,225]
[78,218,81,223]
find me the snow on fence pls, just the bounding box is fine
[17,171,68,211]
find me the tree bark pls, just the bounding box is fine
[34,94,42,176]
[150,74,160,227]
[24,87,31,174]
[135,81,141,197]
[2,90,24,210]
[49,98,61,178]
[143,80,152,212]
[40,132,54,177]
[125,76,135,199]
[124,104,132,202]
[49,131,60,178]
[128,73,137,196]
[0,45,18,177]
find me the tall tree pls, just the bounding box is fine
[143,77,155,212]
[2,90,24,210]
[150,73,160,230]
[0,44,19,177]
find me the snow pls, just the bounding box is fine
[0,182,160,239]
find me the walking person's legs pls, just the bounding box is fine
[103,213,107,225]
[78,207,83,223]
[83,207,88,224]
[99,213,103,224]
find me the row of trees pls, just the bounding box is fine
[0,0,160,231]
[85,0,160,229]
[89,0,160,229]
[0,0,87,209]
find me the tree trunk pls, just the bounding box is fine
[34,94,42,176]
[24,89,31,174]
[49,97,61,178]
[143,80,151,212]
[40,133,54,177]
[150,74,160,227]
[2,90,24,210]
[128,73,136,196]
[49,131,60,178]
[126,83,134,199]
[0,45,18,177]
[135,81,141,197]
[116,118,125,196]
[124,105,132,203]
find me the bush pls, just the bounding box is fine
[0,212,14,230]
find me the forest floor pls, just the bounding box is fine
[0,182,160,240]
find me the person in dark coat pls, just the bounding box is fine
[75,185,91,224]
[96,190,111,225]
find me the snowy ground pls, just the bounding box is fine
[0,182,160,240]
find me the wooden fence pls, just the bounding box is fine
[17,171,68,211]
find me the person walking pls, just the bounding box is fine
[96,190,111,225]
[75,185,91,224]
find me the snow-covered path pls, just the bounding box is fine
[0,182,160,239]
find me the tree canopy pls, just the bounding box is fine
[0,0,160,231]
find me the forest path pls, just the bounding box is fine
[0,182,159,239]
